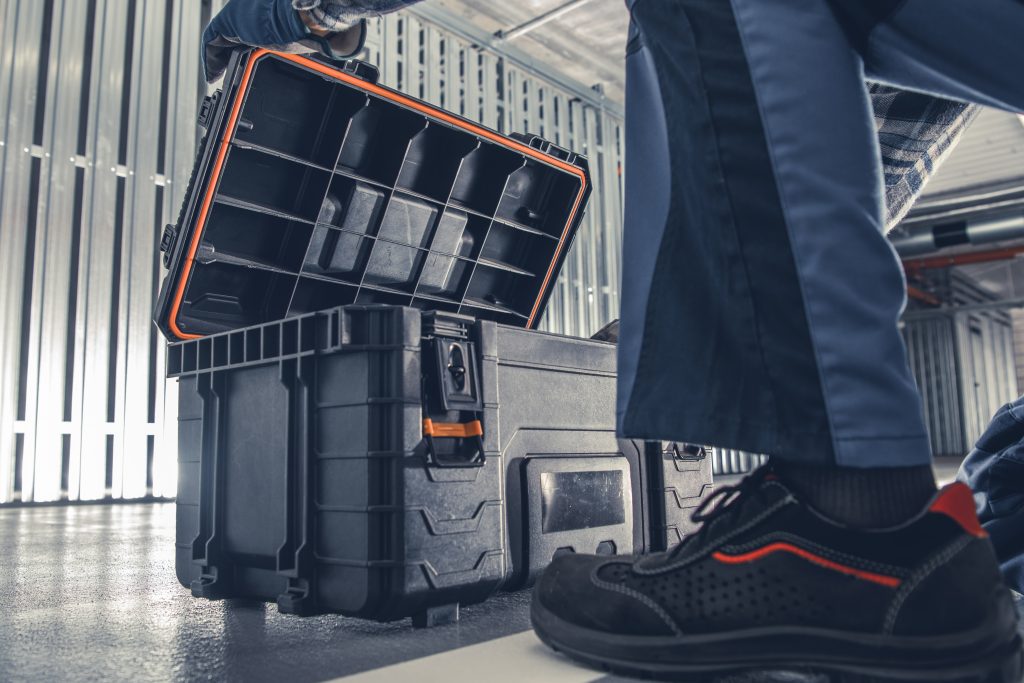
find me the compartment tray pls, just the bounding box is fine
[156,50,591,340]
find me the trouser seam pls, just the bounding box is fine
[836,434,930,442]
[730,0,843,461]
[626,0,786,449]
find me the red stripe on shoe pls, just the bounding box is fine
[929,482,987,538]
[712,543,902,588]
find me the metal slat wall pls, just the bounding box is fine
[902,272,1020,458]
[0,3,626,503]
[902,317,966,457]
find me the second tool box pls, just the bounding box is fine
[168,305,713,625]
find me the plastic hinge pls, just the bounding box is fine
[422,311,475,342]
[160,223,178,268]
[197,91,221,128]
[509,132,577,165]
[341,59,380,84]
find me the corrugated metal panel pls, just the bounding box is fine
[903,273,1019,458]
[712,449,767,477]
[956,311,1019,447]
[0,3,626,503]
[901,316,966,457]
[432,0,628,103]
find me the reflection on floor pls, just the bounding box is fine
[0,459,1012,683]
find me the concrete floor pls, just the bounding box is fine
[0,504,534,682]
[0,464,1014,683]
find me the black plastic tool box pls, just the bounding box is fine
[168,305,712,624]
[154,49,592,341]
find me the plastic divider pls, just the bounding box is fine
[449,147,524,216]
[201,202,313,273]
[397,123,478,202]
[217,146,332,222]
[354,289,410,306]
[289,277,359,316]
[245,329,262,362]
[213,336,229,367]
[336,98,427,187]
[228,332,244,365]
[179,264,297,331]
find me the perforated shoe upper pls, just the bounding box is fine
[533,472,1017,640]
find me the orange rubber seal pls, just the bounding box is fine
[422,419,483,439]
[167,49,589,340]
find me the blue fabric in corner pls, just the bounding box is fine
[959,397,1024,593]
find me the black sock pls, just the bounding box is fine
[773,460,938,528]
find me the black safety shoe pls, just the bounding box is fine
[531,467,1023,682]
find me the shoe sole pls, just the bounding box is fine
[531,590,1024,682]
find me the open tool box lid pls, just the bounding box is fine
[154,49,592,341]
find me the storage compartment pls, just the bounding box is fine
[418,253,473,299]
[156,50,592,340]
[462,221,561,318]
[303,228,374,280]
[176,264,296,335]
[288,277,358,315]
[397,123,479,202]
[495,161,583,238]
[337,99,426,185]
[375,194,441,249]
[363,241,427,290]
[199,202,312,273]
[216,146,332,222]
[316,177,388,234]
[233,58,368,167]
[449,146,524,216]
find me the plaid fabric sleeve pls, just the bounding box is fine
[870,84,981,230]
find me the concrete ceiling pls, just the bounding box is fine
[433,0,629,102]
[920,107,1024,202]
[905,109,1024,301]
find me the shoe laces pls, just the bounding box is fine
[667,465,773,558]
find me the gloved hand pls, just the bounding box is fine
[294,0,425,31]
[203,0,424,83]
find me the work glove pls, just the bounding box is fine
[294,0,425,30]
[203,0,424,83]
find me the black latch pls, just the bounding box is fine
[431,338,484,412]
[421,327,486,468]
[667,442,708,461]
[197,91,221,128]
[160,223,178,268]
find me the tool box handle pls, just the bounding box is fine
[422,419,486,468]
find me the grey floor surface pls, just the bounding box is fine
[0,503,533,682]
[0,460,1013,683]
